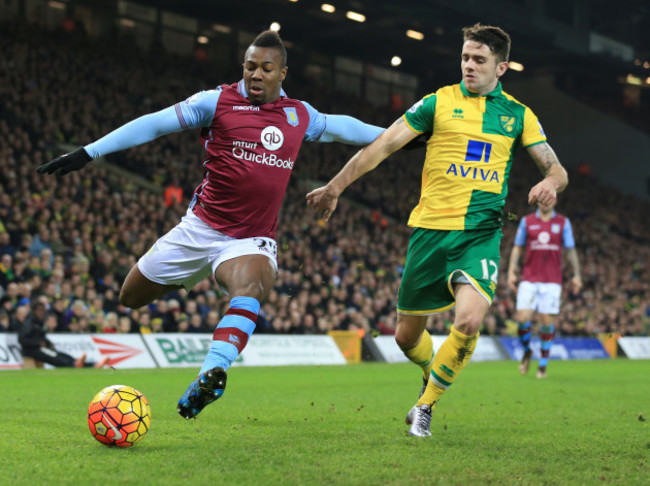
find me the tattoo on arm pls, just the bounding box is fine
[531,143,560,175]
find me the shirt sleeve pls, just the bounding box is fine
[174,88,222,129]
[562,218,576,248]
[84,89,221,159]
[521,107,547,148]
[402,94,436,134]
[301,101,327,141]
[301,102,383,144]
[514,217,527,246]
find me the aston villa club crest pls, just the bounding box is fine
[284,107,299,127]
[499,115,515,133]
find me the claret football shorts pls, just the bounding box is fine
[397,227,502,315]
[137,209,278,290]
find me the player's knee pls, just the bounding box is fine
[394,327,418,350]
[453,314,482,336]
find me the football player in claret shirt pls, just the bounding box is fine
[308,23,569,437]
[507,201,582,379]
[37,30,385,420]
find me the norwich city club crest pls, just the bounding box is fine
[499,115,515,133]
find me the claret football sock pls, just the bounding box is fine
[538,324,555,371]
[518,321,532,353]
[402,330,434,379]
[199,296,259,375]
[417,325,478,409]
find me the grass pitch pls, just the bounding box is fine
[1,360,648,485]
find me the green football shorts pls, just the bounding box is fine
[397,227,502,315]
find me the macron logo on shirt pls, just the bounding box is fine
[233,105,260,111]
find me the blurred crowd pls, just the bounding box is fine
[0,21,648,340]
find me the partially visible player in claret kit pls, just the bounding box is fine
[507,201,582,379]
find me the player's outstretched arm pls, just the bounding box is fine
[306,117,417,221]
[319,114,384,145]
[526,142,568,206]
[36,105,185,176]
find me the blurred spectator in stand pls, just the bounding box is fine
[164,299,182,332]
[0,310,10,332]
[29,225,53,263]
[118,315,134,333]
[11,304,30,332]
[205,310,220,333]
[138,309,153,333]
[187,313,207,333]
[0,254,14,288]
[164,178,183,208]
[177,313,190,333]
[103,312,119,333]
[0,233,16,258]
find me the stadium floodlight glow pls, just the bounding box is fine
[212,24,232,34]
[626,74,642,85]
[406,29,424,41]
[508,61,524,72]
[270,22,281,32]
[321,4,335,13]
[197,36,209,44]
[346,11,366,22]
[391,56,402,67]
[47,1,66,9]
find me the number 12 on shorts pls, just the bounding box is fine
[480,258,498,283]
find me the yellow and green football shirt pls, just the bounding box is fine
[403,80,547,230]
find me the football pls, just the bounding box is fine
[87,384,152,447]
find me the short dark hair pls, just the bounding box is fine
[251,30,287,66]
[462,23,511,63]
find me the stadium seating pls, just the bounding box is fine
[0,20,647,339]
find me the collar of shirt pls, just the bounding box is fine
[459,80,503,99]
[236,79,288,100]
[535,209,557,219]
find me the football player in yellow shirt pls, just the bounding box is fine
[307,23,568,437]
